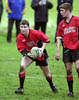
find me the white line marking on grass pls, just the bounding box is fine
[9,73,78,80]
[0,57,57,62]
[26,76,43,80]
[0,58,21,62]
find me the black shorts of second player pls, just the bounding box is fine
[63,48,79,63]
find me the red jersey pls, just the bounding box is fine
[17,29,50,60]
[57,16,79,50]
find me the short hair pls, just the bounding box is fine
[20,20,29,26]
[59,3,72,12]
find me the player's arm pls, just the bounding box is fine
[39,33,50,53]
[21,50,28,56]
[21,50,35,60]
[55,22,63,60]
[55,38,61,60]
[27,52,35,59]
[20,50,34,59]
[41,43,47,53]
[17,36,30,57]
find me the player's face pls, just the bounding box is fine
[20,24,29,35]
[60,8,68,18]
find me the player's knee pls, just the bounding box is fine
[19,66,25,73]
[67,70,72,76]
[46,74,52,82]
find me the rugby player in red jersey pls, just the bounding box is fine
[15,20,58,94]
[55,3,79,97]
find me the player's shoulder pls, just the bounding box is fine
[17,33,24,40]
[30,29,41,33]
[30,29,43,35]
[58,19,65,27]
[72,16,79,20]
[70,16,79,23]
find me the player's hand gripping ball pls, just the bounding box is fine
[31,47,43,59]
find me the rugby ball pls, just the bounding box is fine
[31,47,42,58]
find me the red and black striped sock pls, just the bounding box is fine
[46,74,54,88]
[67,76,73,93]
[19,72,25,88]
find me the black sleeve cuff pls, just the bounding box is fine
[21,50,28,56]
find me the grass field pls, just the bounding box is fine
[0,0,79,100]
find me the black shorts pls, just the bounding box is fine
[36,49,48,66]
[29,49,48,66]
[63,48,79,63]
[36,58,48,66]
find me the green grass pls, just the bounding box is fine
[0,0,79,100]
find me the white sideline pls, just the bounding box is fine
[9,73,77,80]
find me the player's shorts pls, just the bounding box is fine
[28,49,48,66]
[36,49,48,66]
[36,58,48,66]
[63,48,79,63]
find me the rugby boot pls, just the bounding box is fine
[67,92,74,97]
[51,84,58,93]
[15,88,24,94]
